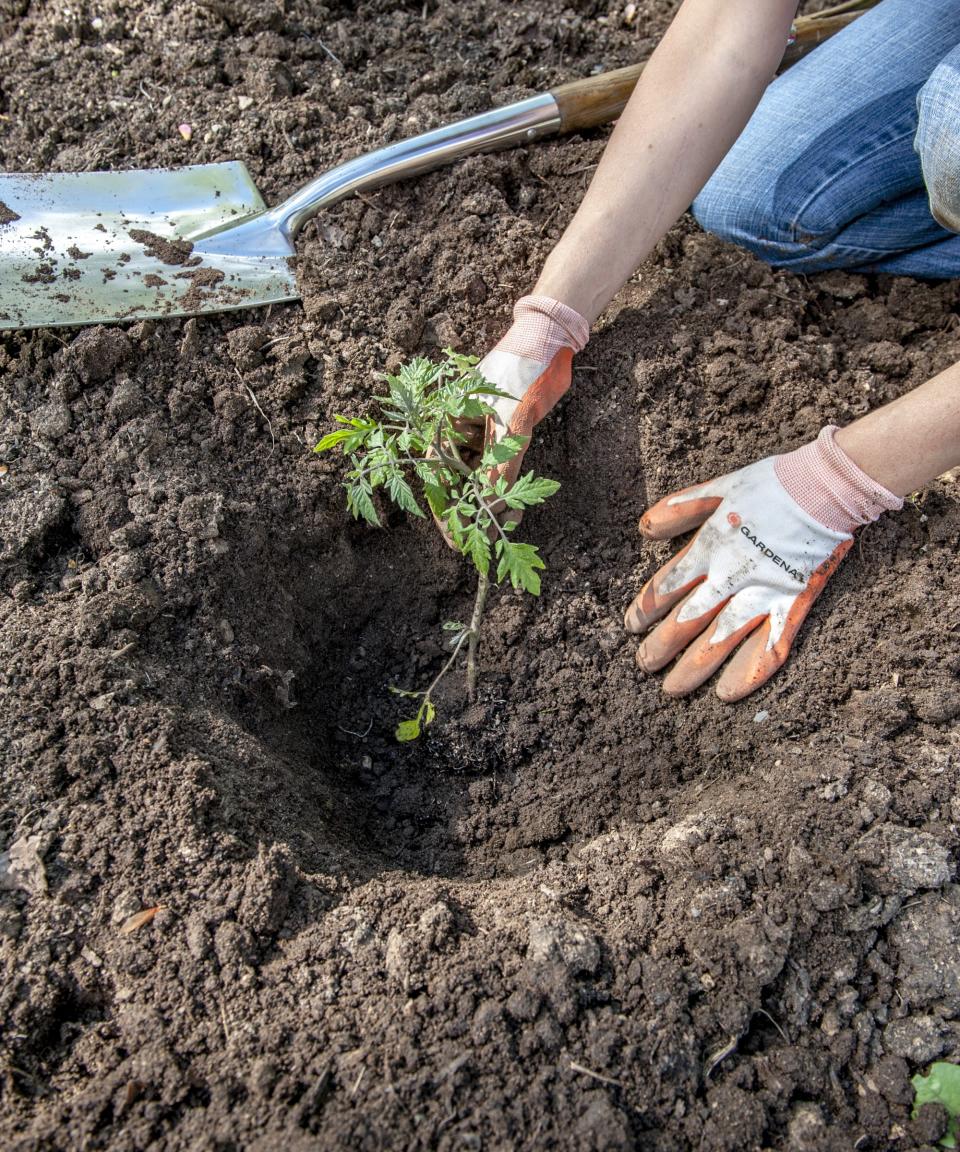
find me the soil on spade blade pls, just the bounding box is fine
[2,2,959,1150]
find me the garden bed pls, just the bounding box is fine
[2,1,960,1148]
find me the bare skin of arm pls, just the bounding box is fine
[836,361,960,495]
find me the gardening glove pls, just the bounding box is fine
[624,426,903,701]
[475,293,590,486]
[433,294,589,545]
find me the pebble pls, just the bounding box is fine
[177,493,224,540]
[889,894,960,1013]
[862,778,892,817]
[424,311,460,349]
[660,813,711,858]
[418,900,455,950]
[787,1102,826,1150]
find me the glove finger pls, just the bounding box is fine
[662,613,765,697]
[714,621,783,702]
[640,486,722,541]
[493,351,569,488]
[715,539,854,702]
[431,507,458,551]
[635,588,727,673]
[624,539,704,634]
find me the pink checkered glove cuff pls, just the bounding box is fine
[496,295,590,362]
[774,425,904,534]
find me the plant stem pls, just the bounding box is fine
[466,570,490,703]
[422,626,471,708]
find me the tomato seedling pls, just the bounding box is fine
[316,350,559,739]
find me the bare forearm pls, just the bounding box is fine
[835,361,960,497]
[534,0,797,322]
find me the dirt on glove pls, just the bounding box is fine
[2,2,959,1150]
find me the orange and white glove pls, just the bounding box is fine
[624,427,903,701]
[476,294,589,485]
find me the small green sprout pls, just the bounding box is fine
[913,1062,960,1147]
[316,350,559,739]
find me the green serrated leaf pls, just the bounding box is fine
[315,427,356,452]
[424,481,450,520]
[386,471,425,518]
[396,718,421,742]
[316,415,378,454]
[464,525,491,577]
[446,506,466,550]
[465,384,516,402]
[495,539,546,595]
[501,472,561,510]
[442,621,466,632]
[457,397,491,421]
[444,350,480,374]
[484,434,528,466]
[347,483,380,526]
[912,1063,960,1147]
[414,459,442,485]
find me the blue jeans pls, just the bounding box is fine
[692,0,960,277]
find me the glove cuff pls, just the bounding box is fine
[774,425,904,533]
[497,295,590,362]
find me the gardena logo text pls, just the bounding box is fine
[739,524,805,584]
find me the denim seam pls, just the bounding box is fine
[786,126,919,246]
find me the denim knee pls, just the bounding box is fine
[916,58,960,233]
[693,174,825,267]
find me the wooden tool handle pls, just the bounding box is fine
[549,7,871,136]
[550,63,646,135]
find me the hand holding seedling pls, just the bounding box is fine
[456,295,589,497]
[317,350,560,739]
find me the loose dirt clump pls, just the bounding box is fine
[127,230,197,267]
[2,2,959,1150]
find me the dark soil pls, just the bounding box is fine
[2,2,959,1150]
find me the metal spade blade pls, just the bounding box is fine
[0,162,299,330]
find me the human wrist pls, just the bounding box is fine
[774,425,904,534]
[496,295,590,363]
[533,253,617,324]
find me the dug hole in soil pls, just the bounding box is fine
[2,1,960,1149]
